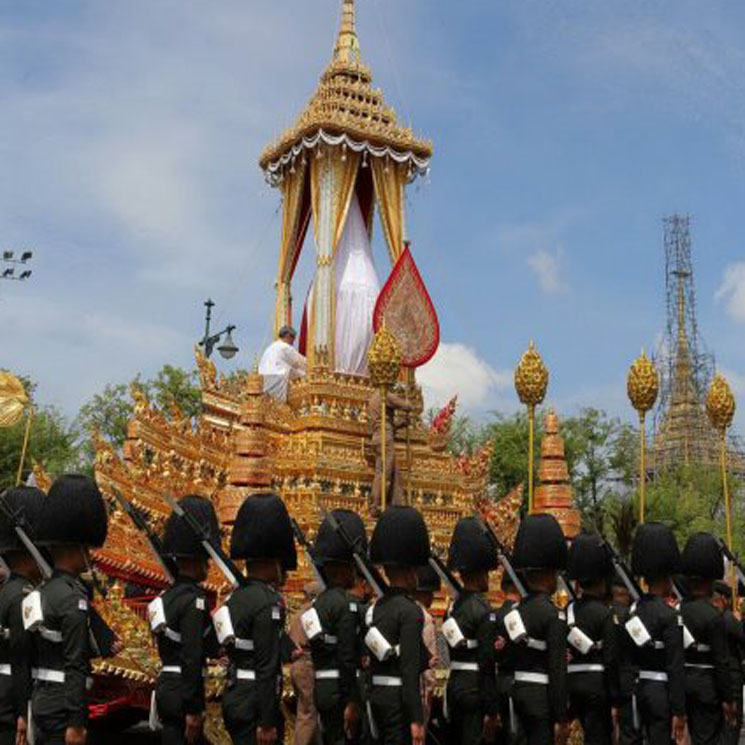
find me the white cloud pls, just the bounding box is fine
[716,262,745,323]
[417,342,510,411]
[527,246,566,295]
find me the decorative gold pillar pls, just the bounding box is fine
[626,350,659,523]
[514,342,549,513]
[534,410,581,538]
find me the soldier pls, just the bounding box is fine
[443,516,500,744]
[366,506,431,745]
[368,388,415,516]
[413,565,439,732]
[218,493,296,745]
[493,572,523,745]
[503,513,568,745]
[28,474,109,745]
[624,522,686,745]
[611,577,642,745]
[289,582,321,745]
[0,486,44,745]
[151,495,220,745]
[564,533,619,745]
[680,533,735,744]
[306,509,367,744]
[713,579,745,744]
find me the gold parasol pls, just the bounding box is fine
[0,372,33,485]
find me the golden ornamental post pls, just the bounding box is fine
[626,350,659,524]
[706,373,736,606]
[515,341,549,514]
[368,326,402,512]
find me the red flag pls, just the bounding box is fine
[373,244,440,368]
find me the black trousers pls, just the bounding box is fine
[33,728,65,745]
[368,686,411,745]
[567,671,612,745]
[721,672,743,745]
[155,678,204,745]
[684,669,722,745]
[446,672,484,745]
[511,682,552,745]
[636,680,672,745]
[0,728,15,745]
[315,679,345,745]
[222,680,284,745]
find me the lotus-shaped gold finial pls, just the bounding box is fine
[627,349,659,414]
[368,326,402,388]
[514,341,549,407]
[706,374,736,433]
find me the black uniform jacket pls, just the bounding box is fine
[507,592,568,723]
[0,574,34,728]
[309,585,360,706]
[681,596,733,702]
[367,588,428,725]
[624,594,686,716]
[156,577,218,717]
[445,590,499,716]
[223,578,285,728]
[568,596,620,703]
[32,571,95,729]
[493,598,517,695]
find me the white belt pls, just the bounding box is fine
[568,664,604,674]
[685,663,714,670]
[372,675,402,687]
[464,639,479,649]
[315,670,340,680]
[324,635,338,645]
[0,664,10,676]
[236,669,255,680]
[161,665,181,674]
[693,644,711,652]
[639,670,668,682]
[234,638,254,651]
[164,628,182,643]
[39,627,63,643]
[450,662,479,672]
[514,671,549,685]
[652,641,665,650]
[35,668,65,683]
[526,638,547,651]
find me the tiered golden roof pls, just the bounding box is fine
[259,0,432,175]
[534,409,581,538]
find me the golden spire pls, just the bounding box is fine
[334,0,360,65]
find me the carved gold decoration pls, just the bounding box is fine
[626,350,659,523]
[514,341,548,513]
[0,371,28,428]
[368,326,402,388]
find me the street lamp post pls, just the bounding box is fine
[199,298,239,360]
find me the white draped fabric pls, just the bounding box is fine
[333,192,380,375]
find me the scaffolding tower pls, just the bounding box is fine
[649,215,739,471]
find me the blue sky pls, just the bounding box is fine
[2,0,745,433]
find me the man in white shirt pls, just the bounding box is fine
[258,325,307,400]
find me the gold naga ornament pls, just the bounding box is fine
[706,373,736,604]
[0,372,33,486]
[514,342,549,513]
[626,350,659,523]
[368,326,402,511]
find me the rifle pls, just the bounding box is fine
[163,494,246,589]
[473,512,528,599]
[428,552,462,601]
[598,535,641,602]
[110,489,176,584]
[321,508,387,598]
[290,518,326,590]
[0,489,118,658]
[716,537,745,587]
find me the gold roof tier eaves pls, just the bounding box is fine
[259,0,433,172]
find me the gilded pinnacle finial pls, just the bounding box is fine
[334,0,360,65]
[368,326,402,388]
[627,349,659,414]
[706,374,736,433]
[514,342,549,408]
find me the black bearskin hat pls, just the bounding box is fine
[369,506,430,567]
[313,509,367,565]
[513,513,567,571]
[36,474,108,548]
[163,495,220,558]
[567,533,612,583]
[416,563,442,593]
[447,516,498,573]
[681,532,724,580]
[0,486,45,553]
[230,493,297,570]
[631,522,680,579]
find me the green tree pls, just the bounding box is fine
[148,365,202,419]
